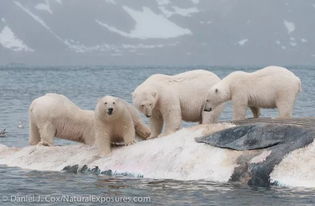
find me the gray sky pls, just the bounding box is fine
[0,0,315,66]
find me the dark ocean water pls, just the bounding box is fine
[0,65,315,205]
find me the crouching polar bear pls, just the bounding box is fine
[29,94,150,153]
[204,66,302,120]
[132,70,225,138]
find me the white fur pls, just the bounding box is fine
[29,93,95,146]
[29,94,150,152]
[94,96,151,156]
[132,70,224,138]
[204,66,302,120]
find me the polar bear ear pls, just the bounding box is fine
[215,88,219,93]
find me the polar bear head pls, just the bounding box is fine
[204,82,230,112]
[95,96,123,120]
[132,88,158,118]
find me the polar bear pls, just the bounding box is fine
[94,96,151,155]
[132,70,225,138]
[203,66,302,120]
[29,93,95,146]
[29,94,151,149]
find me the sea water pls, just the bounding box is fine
[0,65,314,205]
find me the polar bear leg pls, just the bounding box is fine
[38,123,55,146]
[29,120,40,145]
[232,101,247,121]
[95,129,111,156]
[276,96,294,119]
[122,124,136,145]
[134,121,151,139]
[202,103,225,124]
[160,107,181,137]
[250,106,260,118]
[149,114,163,138]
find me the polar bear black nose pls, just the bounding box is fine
[108,108,113,115]
[204,107,212,112]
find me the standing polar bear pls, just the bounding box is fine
[204,66,302,120]
[132,70,225,138]
[29,94,150,154]
[94,96,151,155]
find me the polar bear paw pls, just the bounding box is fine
[124,140,136,146]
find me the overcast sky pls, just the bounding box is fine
[0,0,315,66]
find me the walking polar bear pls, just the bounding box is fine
[132,70,225,138]
[29,93,95,146]
[204,66,302,120]
[29,94,150,155]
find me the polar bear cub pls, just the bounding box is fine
[29,93,95,146]
[132,70,225,138]
[204,66,302,120]
[94,96,151,155]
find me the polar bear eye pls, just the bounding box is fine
[206,99,209,102]
[113,102,115,104]
[104,102,107,105]
[149,104,152,106]
[141,104,144,107]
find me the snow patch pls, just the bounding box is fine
[14,1,53,34]
[281,45,286,50]
[275,40,281,45]
[301,38,307,43]
[172,6,199,17]
[1,18,5,23]
[0,26,34,52]
[237,39,248,46]
[64,39,113,53]
[14,1,65,43]
[122,44,164,49]
[64,39,176,53]
[35,0,53,14]
[96,6,191,39]
[283,20,295,34]
[159,6,199,17]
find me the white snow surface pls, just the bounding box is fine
[35,0,53,14]
[0,25,34,52]
[237,39,248,46]
[283,20,295,34]
[96,6,192,39]
[159,6,199,17]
